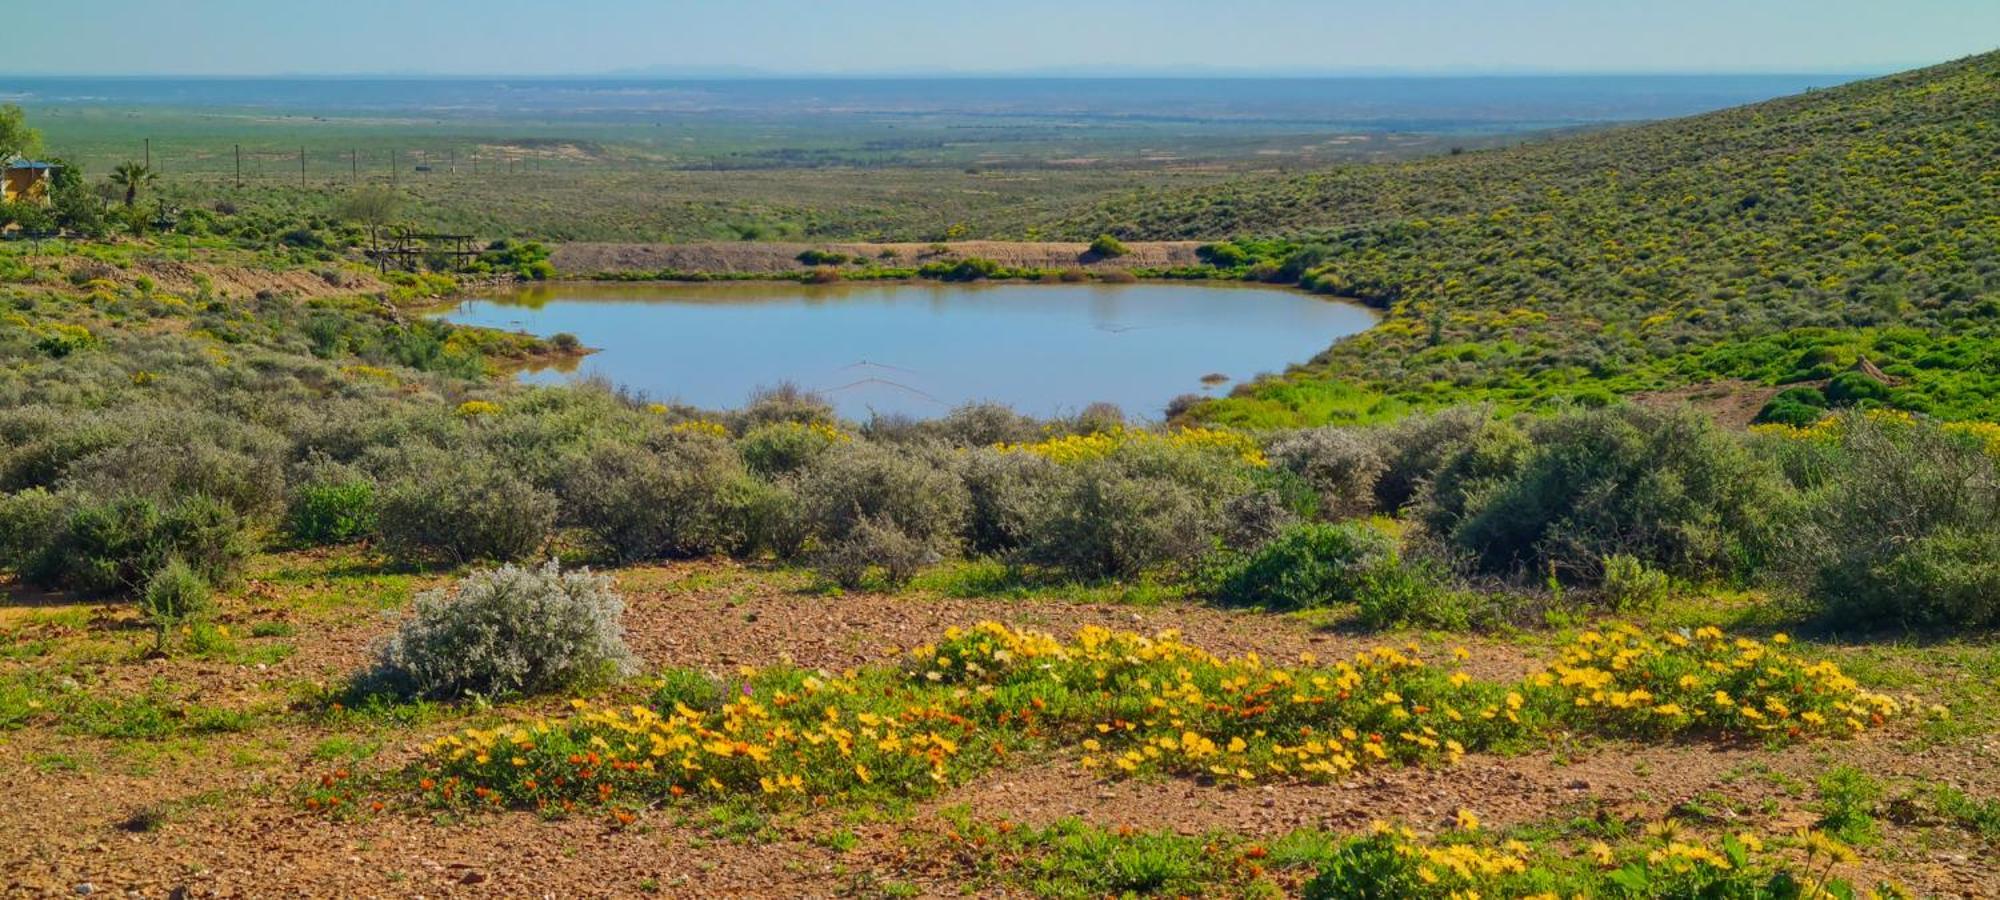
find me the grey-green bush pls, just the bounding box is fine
[812,515,933,589]
[1014,459,1212,580]
[361,560,637,700]
[1268,426,1386,519]
[736,421,842,476]
[957,448,1051,556]
[559,431,745,561]
[1790,414,2000,630]
[797,441,968,556]
[1439,406,1791,583]
[1373,406,1500,512]
[376,456,556,564]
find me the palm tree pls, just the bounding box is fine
[108,162,157,208]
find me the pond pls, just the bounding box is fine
[437,281,1376,420]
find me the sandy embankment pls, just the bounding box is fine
[550,240,1209,275]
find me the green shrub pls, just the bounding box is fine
[1372,407,1502,513]
[377,459,556,565]
[737,421,843,476]
[1443,407,1791,583]
[1209,522,1398,611]
[21,493,248,595]
[1086,234,1130,258]
[1793,414,2000,630]
[1302,832,1431,900]
[1599,553,1671,611]
[1814,765,1883,845]
[360,561,637,700]
[286,475,376,545]
[1755,399,1827,427]
[1352,566,1474,631]
[139,558,215,655]
[957,448,1050,556]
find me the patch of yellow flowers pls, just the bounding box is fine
[994,425,1268,467]
[1517,623,1901,740]
[413,621,1905,815]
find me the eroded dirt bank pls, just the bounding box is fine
[552,241,1208,275]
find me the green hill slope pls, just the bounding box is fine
[1059,52,2000,427]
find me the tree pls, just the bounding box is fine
[0,105,42,161]
[336,186,404,246]
[108,162,158,208]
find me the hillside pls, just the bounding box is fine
[1057,52,2000,426]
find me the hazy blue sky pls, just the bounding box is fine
[7,0,1994,76]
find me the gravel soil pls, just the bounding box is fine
[2,559,1994,897]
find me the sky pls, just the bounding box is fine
[6,0,1995,76]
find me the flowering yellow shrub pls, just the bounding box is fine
[454,399,502,418]
[1303,819,1861,899]
[994,425,1267,467]
[339,364,397,385]
[411,622,1899,814]
[1753,408,2000,458]
[1517,624,1900,740]
[666,419,730,439]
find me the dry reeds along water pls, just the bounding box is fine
[439,281,1377,419]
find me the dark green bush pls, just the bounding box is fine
[286,475,377,545]
[19,493,249,595]
[1210,522,1399,611]
[1824,371,1891,407]
[1087,234,1130,258]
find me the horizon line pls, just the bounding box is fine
[0,64,1909,81]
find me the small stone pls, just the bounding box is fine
[460,871,487,885]
[74,884,94,896]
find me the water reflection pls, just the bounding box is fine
[437,281,1376,420]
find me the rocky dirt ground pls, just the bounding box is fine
[2,556,1996,898]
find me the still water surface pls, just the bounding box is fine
[438,281,1376,419]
